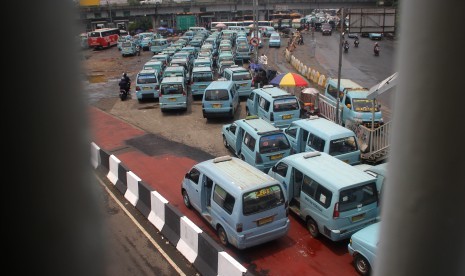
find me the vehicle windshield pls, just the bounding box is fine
[137,74,157,84]
[328,136,358,155]
[352,99,380,112]
[161,84,183,95]
[89,32,101,38]
[270,34,280,39]
[153,40,166,46]
[338,183,378,212]
[232,73,252,81]
[122,42,132,47]
[259,133,290,153]
[204,89,229,101]
[192,72,213,82]
[272,98,299,112]
[243,185,285,215]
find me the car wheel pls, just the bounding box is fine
[217,226,229,247]
[306,218,319,238]
[354,254,371,275]
[223,135,229,148]
[182,190,191,208]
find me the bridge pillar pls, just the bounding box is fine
[151,15,160,29]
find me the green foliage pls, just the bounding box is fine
[127,0,140,5]
[128,16,153,33]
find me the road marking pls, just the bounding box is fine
[96,175,186,276]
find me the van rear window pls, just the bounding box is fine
[243,185,285,215]
[204,89,229,101]
[161,84,183,95]
[272,98,299,112]
[338,183,378,212]
[137,75,157,84]
[259,133,290,153]
[232,73,251,81]
[192,72,213,82]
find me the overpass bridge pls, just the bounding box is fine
[77,0,379,32]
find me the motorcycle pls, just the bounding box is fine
[135,45,141,56]
[119,83,130,101]
[374,46,380,56]
[344,43,349,53]
[354,39,359,48]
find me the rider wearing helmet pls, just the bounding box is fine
[119,72,131,93]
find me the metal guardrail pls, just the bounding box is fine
[318,94,390,163]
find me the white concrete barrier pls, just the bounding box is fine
[124,171,140,206]
[218,251,247,276]
[148,191,169,231]
[176,217,202,263]
[107,155,121,185]
[90,142,100,169]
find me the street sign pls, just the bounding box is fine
[250,37,259,46]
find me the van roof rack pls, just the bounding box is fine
[303,152,321,159]
[213,156,232,163]
[262,85,274,88]
[306,115,319,120]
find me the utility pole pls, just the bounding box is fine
[253,0,258,62]
[107,1,112,25]
[335,7,344,125]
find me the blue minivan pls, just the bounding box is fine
[181,155,290,249]
[246,86,301,128]
[222,116,291,172]
[135,69,160,102]
[202,80,239,119]
[190,66,214,99]
[159,76,187,112]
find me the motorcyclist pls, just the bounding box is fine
[374,42,380,55]
[354,37,359,47]
[343,40,349,52]
[118,72,131,93]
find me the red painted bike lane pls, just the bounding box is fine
[89,106,357,276]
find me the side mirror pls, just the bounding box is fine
[271,166,277,172]
[185,172,189,178]
[226,126,229,131]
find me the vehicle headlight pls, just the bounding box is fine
[349,238,352,246]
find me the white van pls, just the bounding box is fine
[268,151,379,241]
[181,155,290,249]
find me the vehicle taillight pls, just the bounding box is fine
[136,86,141,91]
[182,90,186,96]
[270,112,274,121]
[285,201,289,216]
[155,85,159,90]
[333,202,340,218]
[255,152,263,164]
[236,223,243,233]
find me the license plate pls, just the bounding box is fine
[257,216,274,226]
[282,114,292,119]
[270,153,283,160]
[169,98,176,102]
[212,104,222,108]
[240,83,247,87]
[351,213,365,222]
[143,87,151,90]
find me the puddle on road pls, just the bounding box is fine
[88,72,106,83]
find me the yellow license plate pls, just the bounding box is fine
[212,104,222,108]
[143,87,151,90]
[282,114,292,119]
[169,98,176,102]
[270,153,283,160]
[343,160,349,163]
[352,213,365,222]
[257,216,274,226]
[240,83,247,86]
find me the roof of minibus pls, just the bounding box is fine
[236,117,281,135]
[281,152,376,190]
[292,117,355,139]
[197,156,278,192]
